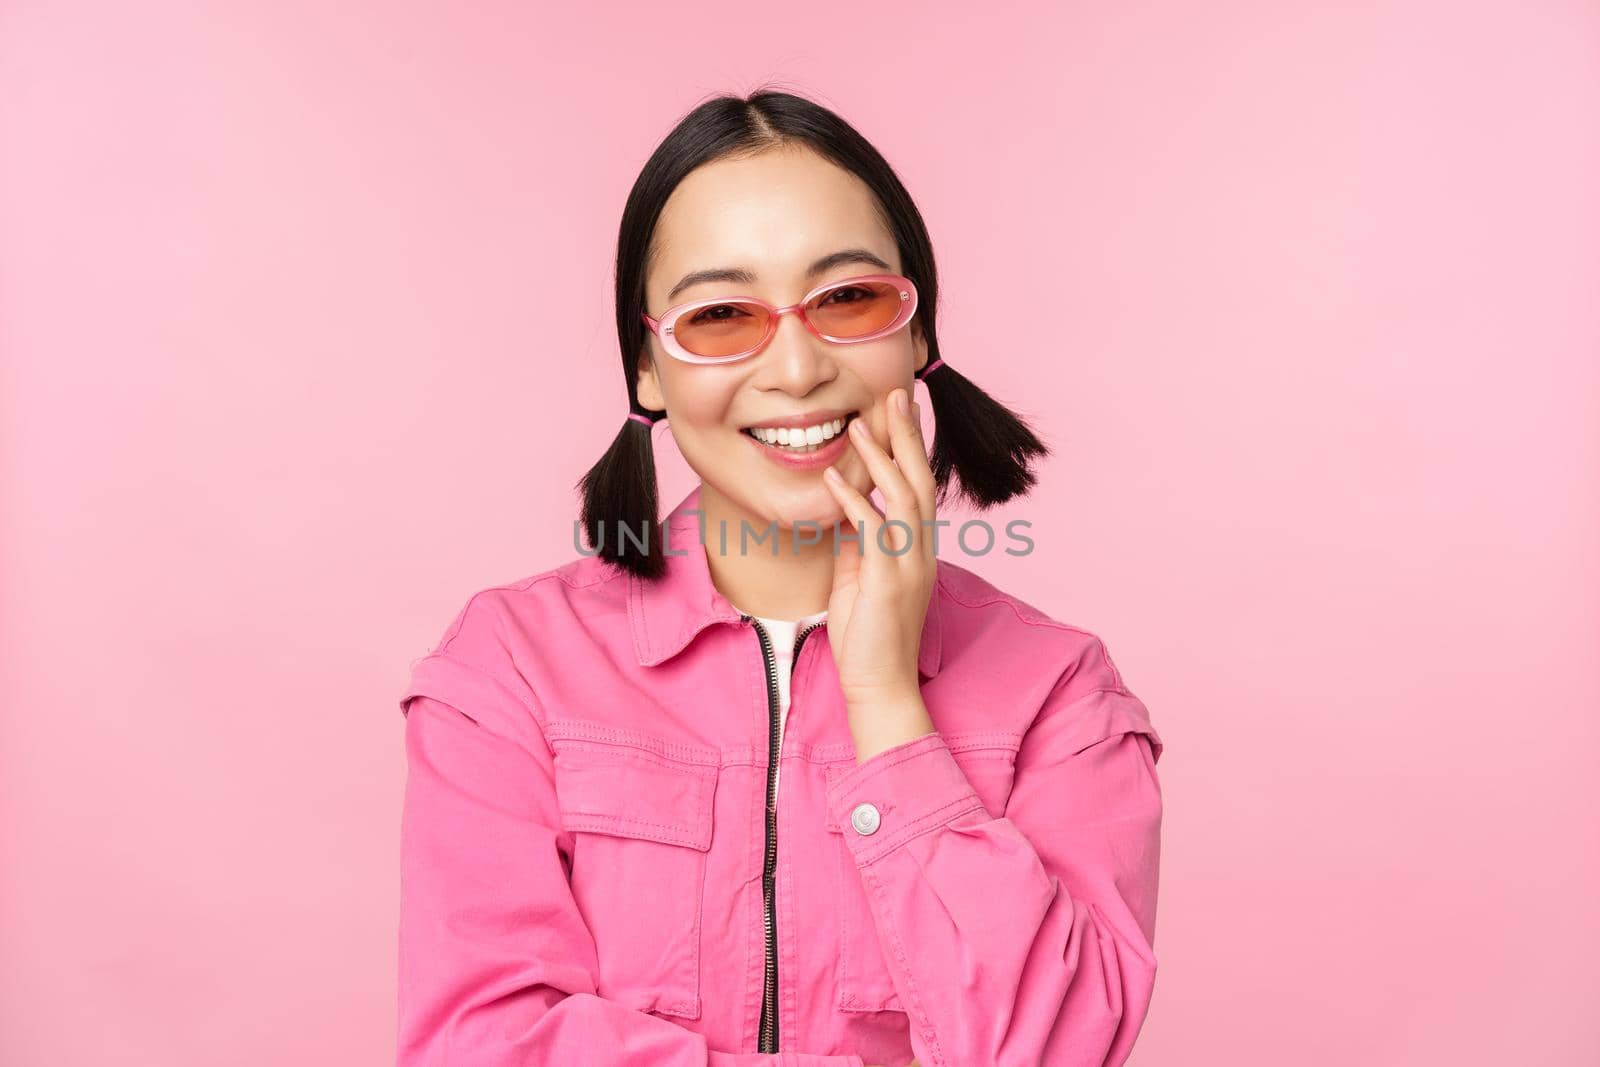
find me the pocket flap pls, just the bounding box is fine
[552,742,718,852]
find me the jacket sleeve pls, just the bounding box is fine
[398,649,864,1067]
[822,638,1164,1067]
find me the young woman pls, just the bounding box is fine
[397,91,1165,1067]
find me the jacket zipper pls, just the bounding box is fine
[743,612,826,1055]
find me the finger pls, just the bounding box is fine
[850,404,919,519]
[885,389,936,565]
[848,408,919,555]
[891,388,937,514]
[822,465,883,560]
[908,398,939,568]
[894,393,938,564]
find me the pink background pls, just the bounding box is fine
[3,2,1597,1064]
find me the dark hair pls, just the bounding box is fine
[576,88,1050,580]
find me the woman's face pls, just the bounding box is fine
[636,145,928,532]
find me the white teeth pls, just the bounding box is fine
[747,416,850,452]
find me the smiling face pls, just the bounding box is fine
[636,145,928,534]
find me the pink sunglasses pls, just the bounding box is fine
[642,273,919,365]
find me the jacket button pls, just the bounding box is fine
[850,802,881,835]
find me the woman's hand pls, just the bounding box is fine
[820,386,938,713]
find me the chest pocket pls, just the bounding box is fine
[822,732,1021,1014]
[549,728,720,1021]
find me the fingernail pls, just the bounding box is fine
[850,417,867,435]
[911,400,920,422]
[894,390,909,415]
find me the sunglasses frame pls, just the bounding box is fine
[641,273,919,365]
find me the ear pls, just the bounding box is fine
[911,316,929,374]
[635,345,666,412]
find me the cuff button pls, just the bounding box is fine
[850,802,881,836]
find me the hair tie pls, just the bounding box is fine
[627,411,655,427]
[919,357,946,380]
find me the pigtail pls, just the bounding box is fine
[575,410,666,580]
[917,358,1051,509]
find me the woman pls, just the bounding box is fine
[397,90,1165,1067]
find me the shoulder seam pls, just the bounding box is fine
[423,648,554,759]
[436,563,623,654]
[938,576,1128,691]
[940,578,1107,642]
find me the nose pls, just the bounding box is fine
[757,307,836,394]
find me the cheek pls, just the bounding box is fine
[843,338,918,393]
[660,372,742,446]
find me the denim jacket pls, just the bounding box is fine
[397,482,1165,1066]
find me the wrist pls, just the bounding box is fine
[843,690,935,763]
[840,678,922,713]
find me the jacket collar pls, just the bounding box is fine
[628,482,943,679]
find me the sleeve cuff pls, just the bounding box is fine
[824,731,986,867]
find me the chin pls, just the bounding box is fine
[763,489,844,532]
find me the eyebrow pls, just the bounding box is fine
[665,248,893,304]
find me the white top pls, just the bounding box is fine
[737,605,828,800]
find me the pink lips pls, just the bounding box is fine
[743,422,855,471]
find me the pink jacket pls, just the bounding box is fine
[396,482,1165,1067]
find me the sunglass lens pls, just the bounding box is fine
[806,280,905,339]
[672,301,770,359]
